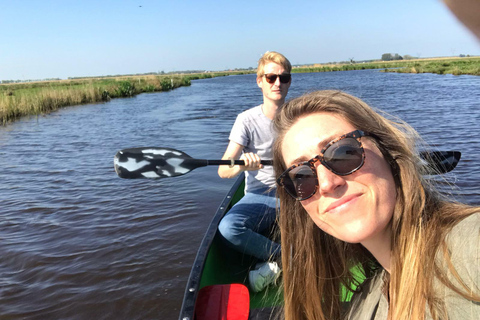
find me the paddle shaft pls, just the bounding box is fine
[202,159,273,166]
[204,151,452,168]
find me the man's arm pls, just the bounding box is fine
[218,141,263,179]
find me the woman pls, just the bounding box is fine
[272,90,479,319]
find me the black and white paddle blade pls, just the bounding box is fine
[420,151,461,174]
[114,147,207,179]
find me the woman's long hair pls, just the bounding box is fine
[272,90,479,320]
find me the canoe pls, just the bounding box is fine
[179,173,282,320]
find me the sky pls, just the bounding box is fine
[1,0,479,81]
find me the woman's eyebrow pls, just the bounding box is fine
[287,155,310,167]
[285,134,338,167]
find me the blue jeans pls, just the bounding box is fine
[218,187,281,261]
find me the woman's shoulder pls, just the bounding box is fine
[444,211,479,274]
[447,211,480,249]
[439,211,480,320]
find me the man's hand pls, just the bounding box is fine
[240,152,264,171]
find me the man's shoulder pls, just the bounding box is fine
[235,105,264,125]
[237,105,262,117]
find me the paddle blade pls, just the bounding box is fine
[420,151,461,174]
[114,147,207,179]
[195,284,250,320]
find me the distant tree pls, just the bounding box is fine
[382,53,393,61]
[403,55,415,60]
[382,53,405,61]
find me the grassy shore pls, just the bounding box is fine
[0,71,251,125]
[294,56,480,76]
[2,57,479,125]
[381,57,480,75]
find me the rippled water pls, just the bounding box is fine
[0,70,479,319]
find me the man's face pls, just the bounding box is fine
[257,62,291,103]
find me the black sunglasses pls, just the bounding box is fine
[263,73,291,84]
[277,130,370,201]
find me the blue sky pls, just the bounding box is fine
[1,0,479,80]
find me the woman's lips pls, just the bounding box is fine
[325,193,362,213]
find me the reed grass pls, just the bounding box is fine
[2,57,478,125]
[293,56,480,76]
[381,57,480,76]
[0,72,249,125]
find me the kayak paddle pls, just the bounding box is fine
[114,147,272,179]
[113,147,461,179]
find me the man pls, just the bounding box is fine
[218,51,292,292]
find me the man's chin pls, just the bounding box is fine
[269,93,285,101]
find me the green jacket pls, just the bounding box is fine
[347,213,480,319]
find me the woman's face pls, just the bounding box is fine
[281,112,396,246]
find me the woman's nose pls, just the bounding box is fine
[316,163,345,196]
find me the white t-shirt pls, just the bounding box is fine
[229,105,276,192]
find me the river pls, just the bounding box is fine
[0,70,479,319]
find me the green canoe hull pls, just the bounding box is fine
[179,174,282,319]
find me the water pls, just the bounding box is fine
[0,70,479,319]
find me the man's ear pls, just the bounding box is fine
[256,76,263,88]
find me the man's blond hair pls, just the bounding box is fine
[257,51,292,77]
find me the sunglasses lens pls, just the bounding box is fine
[284,165,317,200]
[264,74,276,84]
[324,138,364,174]
[279,74,291,83]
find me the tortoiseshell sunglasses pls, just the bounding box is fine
[277,130,370,201]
